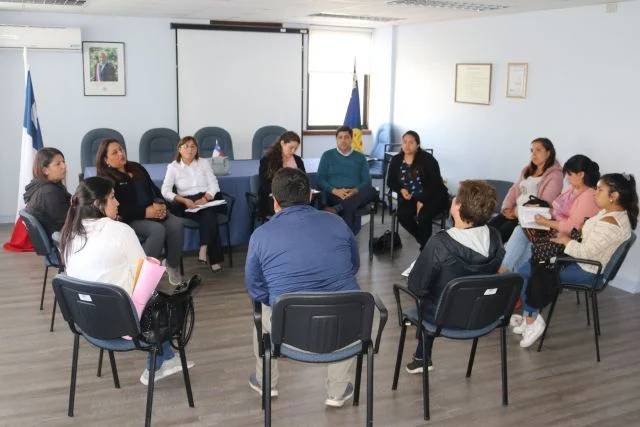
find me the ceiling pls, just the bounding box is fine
[0,0,628,28]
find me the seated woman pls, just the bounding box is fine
[488,137,563,243]
[500,154,601,273]
[387,130,449,250]
[258,131,305,219]
[96,139,184,285]
[161,136,226,273]
[516,173,638,348]
[406,180,505,373]
[59,176,193,385]
[24,147,71,237]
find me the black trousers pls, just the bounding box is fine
[397,195,448,250]
[326,186,378,234]
[488,213,519,243]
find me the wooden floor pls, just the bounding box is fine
[1,217,640,427]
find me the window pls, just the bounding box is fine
[307,29,372,129]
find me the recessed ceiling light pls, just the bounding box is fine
[386,0,508,12]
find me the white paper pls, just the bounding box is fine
[518,206,551,230]
[185,199,227,213]
[401,260,416,277]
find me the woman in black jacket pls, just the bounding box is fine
[258,131,305,218]
[95,139,184,285]
[387,130,449,250]
[24,147,71,237]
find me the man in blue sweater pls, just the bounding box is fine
[316,126,378,233]
[246,167,360,408]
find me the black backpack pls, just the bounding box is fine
[372,230,402,254]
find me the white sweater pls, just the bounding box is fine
[65,218,146,295]
[564,209,631,274]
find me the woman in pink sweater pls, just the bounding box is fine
[489,137,564,242]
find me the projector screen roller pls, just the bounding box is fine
[176,29,303,159]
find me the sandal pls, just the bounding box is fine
[197,258,207,264]
[211,264,223,273]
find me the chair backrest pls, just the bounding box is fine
[81,128,126,171]
[249,174,260,194]
[370,123,392,160]
[251,125,286,160]
[435,273,523,331]
[485,179,513,214]
[139,128,180,164]
[601,232,637,285]
[194,126,234,160]
[52,274,140,340]
[271,291,375,354]
[19,209,56,259]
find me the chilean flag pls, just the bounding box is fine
[4,49,44,252]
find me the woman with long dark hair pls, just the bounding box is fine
[516,172,638,348]
[258,131,305,218]
[23,147,71,236]
[60,176,193,385]
[386,130,449,250]
[161,136,225,273]
[95,139,184,285]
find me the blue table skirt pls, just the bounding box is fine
[84,158,320,250]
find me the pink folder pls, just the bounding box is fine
[131,256,166,318]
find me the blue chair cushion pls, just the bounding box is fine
[404,307,504,340]
[82,334,139,352]
[279,341,363,363]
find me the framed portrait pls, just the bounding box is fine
[506,62,528,98]
[454,63,492,105]
[82,41,126,96]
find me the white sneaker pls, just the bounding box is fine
[520,316,546,348]
[140,356,195,386]
[162,259,183,286]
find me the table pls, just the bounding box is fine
[84,158,320,249]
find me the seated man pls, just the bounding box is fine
[246,167,360,408]
[316,126,378,233]
[406,180,505,372]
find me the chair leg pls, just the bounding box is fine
[145,348,157,427]
[593,292,602,336]
[537,290,560,352]
[108,350,120,389]
[368,210,374,262]
[353,354,363,406]
[97,349,104,377]
[367,344,374,426]
[422,331,430,421]
[178,345,195,407]
[500,326,509,406]
[50,297,57,332]
[68,334,80,417]
[226,225,233,268]
[591,291,601,362]
[466,338,478,378]
[264,336,271,427]
[390,213,396,261]
[392,324,407,390]
[576,291,581,305]
[179,256,185,277]
[40,265,50,310]
[584,290,591,326]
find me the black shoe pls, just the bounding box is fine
[406,358,433,374]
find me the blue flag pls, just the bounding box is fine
[343,68,363,152]
[24,71,44,151]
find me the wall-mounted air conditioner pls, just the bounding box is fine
[0,25,81,50]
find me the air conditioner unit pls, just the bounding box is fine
[0,25,81,50]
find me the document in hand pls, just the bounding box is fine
[185,199,227,213]
[518,206,552,230]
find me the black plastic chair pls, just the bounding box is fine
[52,275,195,427]
[194,126,234,159]
[254,291,388,427]
[537,232,637,361]
[179,191,236,269]
[246,174,271,234]
[139,128,180,164]
[484,179,514,215]
[80,128,125,181]
[19,209,63,332]
[367,124,392,195]
[392,273,523,420]
[251,125,286,160]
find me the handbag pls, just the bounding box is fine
[139,274,201,346]
[526,259,561,310]
[372,230,402,254]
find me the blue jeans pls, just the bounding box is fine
[147,341,175,371]
[502,226,532,272]
[518,262,597,316]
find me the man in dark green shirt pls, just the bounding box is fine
[316,126,377,233]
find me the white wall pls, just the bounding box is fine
[0,12,202,223]
[390,1,640,292]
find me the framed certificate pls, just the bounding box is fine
[455,63,492,105]
[506,62,528,98]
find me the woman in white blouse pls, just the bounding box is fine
[516,173,638,348]
[162,136,225,273]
